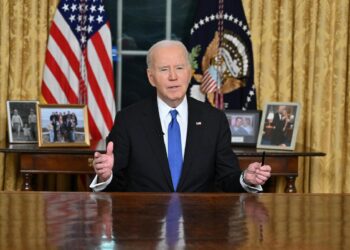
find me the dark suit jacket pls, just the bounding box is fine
[103,95,245,192]
[271,112,285,145]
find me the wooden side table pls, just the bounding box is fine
[0,141,325,192]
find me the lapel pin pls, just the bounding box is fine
[196,122,202,125]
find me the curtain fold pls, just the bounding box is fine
[0,0,349,192]
[243,0,350,193]
[0,0,59,190]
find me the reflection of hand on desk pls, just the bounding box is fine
[90,193,113,241]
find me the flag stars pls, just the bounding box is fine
[89,15,95,23]
[97,15,103,23]
[69,14,76,22]
[87,25,93,33]
[71,3,77,12]
[62,4,69,12]
[190,13,251,37]
[98,5,105,13]
[90,5,96,13]
[80,35,86,44]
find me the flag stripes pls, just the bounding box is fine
[41,0,115,140]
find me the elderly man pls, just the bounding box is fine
[90,40,271,192]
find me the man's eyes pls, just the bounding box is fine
[159,66,184,71]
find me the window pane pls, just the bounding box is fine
[122,56,155,108]
[171,0,197,43]
[123,0,166,50]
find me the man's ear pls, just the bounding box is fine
[147,68,156,87]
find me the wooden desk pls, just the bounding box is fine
[0,192,349,249]
[0,142,325,192]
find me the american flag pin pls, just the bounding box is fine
[196,122,202,125]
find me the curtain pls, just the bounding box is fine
[0,0,60,190]
[0,0,349,192]
[243,0,350,192]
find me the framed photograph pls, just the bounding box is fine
[37,104,90,147]
[257,102,301,150]
[7,100,39,143]
[225,110,262,146]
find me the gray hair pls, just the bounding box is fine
[146,40,191,68]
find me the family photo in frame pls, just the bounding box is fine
[225,110,261,146]
[36,104,90,147]
[6,100,39,143]
[257,102,300,150]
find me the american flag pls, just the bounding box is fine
[41,0,115,140]
[200,66,219,94]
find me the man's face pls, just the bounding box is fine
[147,44,192,107]
[236,118,243,127]
[278,106,286,114]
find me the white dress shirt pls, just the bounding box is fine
[157,96,188,157]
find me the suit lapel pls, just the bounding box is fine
[141,97,174,191]
[177,98,203,190]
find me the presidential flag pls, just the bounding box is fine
[188,0,256,110]
[41,0,115,140]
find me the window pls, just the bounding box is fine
[104,0,196,110]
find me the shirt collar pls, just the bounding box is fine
[157,96,188,119]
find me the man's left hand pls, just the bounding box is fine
[244,162,271,186]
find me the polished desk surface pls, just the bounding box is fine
[0,192,348,250]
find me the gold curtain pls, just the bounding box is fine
[243,0,350,192]
[0,0,349,192]
[0,0,59,190]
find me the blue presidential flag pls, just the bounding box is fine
[188,0,256,110]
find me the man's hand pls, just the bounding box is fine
[244,162,271,186]
[93,142,114,182]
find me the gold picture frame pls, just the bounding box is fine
[257,102,301,150]
[37,104,90,147]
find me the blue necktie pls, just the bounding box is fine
[168,110,183,191]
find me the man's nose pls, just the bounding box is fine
[168,68,178,80]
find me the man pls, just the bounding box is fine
[232,117,249,136]
[270,105,287,145]
[11,109,23,137]
[28,109,37,140]
[90,40,271,192]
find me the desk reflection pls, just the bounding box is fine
[42,193,269,249]
[3,192,350,249]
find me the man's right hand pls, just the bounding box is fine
[93,141,114,182]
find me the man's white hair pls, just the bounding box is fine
[146,40,191,68]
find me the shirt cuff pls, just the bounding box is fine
[240,172,263,193]
[89,174,113,192]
